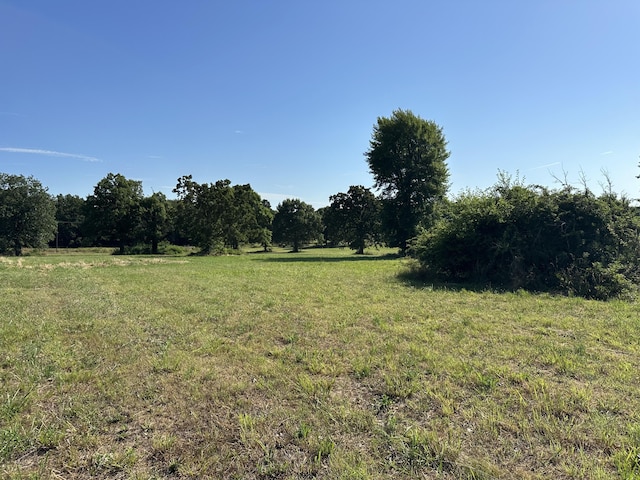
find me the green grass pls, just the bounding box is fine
[1,248,640,479]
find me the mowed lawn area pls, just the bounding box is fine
[1,248,640,479]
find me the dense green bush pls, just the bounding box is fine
[411,175,640,300]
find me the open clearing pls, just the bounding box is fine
[1,248,640,479]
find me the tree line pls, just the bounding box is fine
[2,109,639,299]
[0,172,387,256]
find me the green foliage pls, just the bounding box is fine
[140,192,170,254]
[120,241,188,256]
[272,198,322,252]
[84,173,144,254]
[173,176,234,254]
[325,185,381,254]
[365,109,450,252]
[254,199,275,251]
[0,173,56,256]
[52,194,85,248]
[173,176,270,254]
[315,437,335,463]
[229,185,273,249]
[411,172,640,299]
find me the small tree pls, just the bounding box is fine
[325,185,381,254]
[366,109,450,252]
[272,198,322,252]
[0,173,56,255]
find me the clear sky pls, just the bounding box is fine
[1,1,639,208]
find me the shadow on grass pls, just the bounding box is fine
[252,251,402,263]
[397,267,574,298]
[395,264,505,294]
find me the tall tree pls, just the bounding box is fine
[0,173,56,256]
[365,109,450,252]
[231,189,273,251]
[226,184,270,249]
[164,199,186,246]
[52,194,85,248]
[326,185,381,254]
[272,198,322,252]
[317,206,332,246]
[141,192,169,254]
[84,173,144,254]
[254,199,274,251]
[173,176,234,254]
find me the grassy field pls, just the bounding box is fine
[1,248,640,479]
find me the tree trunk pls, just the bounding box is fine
[151,238,159,254]
[399,239,408,255]
[13,239,22,256]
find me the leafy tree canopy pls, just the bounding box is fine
[272,198,322,252]
[174,175,232,254]
[325,185,381,254]
[366,109,450,252]
[141,192,170,254]
[173,176,270,253]
[53,194,85,248]
[0,173,57,256]
[84,173,144,254]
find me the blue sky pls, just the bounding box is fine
[1,1,639,208]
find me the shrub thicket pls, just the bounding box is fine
[411,175,640,300]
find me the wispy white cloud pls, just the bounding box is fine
[529,161,561,171]
[600,150,613,156]
[0,147,101,162]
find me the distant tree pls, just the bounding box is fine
[365,109,450,252]
[84,173,144,254]
[251,198,274,251]
[272,198,322,252]
[317,206,332,245]
[225,184,271,250]
[51,194,85,248]
[141,192,169,254]
[0,173,56,256]
[164,199,187,246]
[326,185,381,254]
[174,176,238,253]
[174,177,273,253]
